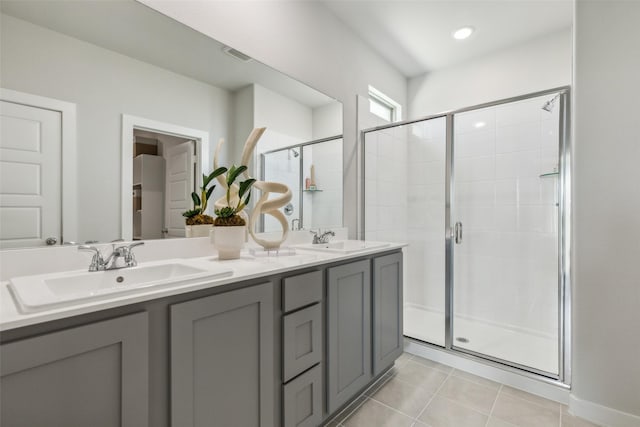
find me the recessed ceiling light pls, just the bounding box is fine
[452,26,474,40]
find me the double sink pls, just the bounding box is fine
[7,240,390,314]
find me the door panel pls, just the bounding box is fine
[165,141,194,237]
[0,100,61,247]
[451,94,560,375]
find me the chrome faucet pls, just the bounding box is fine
[78,241,144,271]
[310,229,335,244]
[291,218,301,231]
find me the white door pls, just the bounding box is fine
[165,141,194,237]
[0,100,61,248]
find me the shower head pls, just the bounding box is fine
[289,148,299,158]
[542,94,560,112]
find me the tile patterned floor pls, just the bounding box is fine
[324,353,600,427]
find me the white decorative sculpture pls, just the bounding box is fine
[213,127,293,250]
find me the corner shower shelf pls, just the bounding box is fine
[303,189,323,192]
[539,172,559,178]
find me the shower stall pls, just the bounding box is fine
[361,88,570,382]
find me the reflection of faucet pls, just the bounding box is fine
[291,218,301,231]
[310,229,335,244]
[78,242,144,271]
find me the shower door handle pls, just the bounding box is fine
[454,222,463,244]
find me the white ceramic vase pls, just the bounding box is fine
[211,225,245,260]
[185,224,213,238]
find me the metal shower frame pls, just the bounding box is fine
[259,134,344,232]
[359,86,572,386]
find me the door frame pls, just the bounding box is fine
[121,114,209,241]
[0,88,78,244]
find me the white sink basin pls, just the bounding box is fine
[294,240,390,254]
[8,261,233,313]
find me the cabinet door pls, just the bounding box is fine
[0,312,149,427]
[171,282,274,427]
[373,252,404,376]
[283,303,322,383]
[283,364,323,427]
[326,259,372,413]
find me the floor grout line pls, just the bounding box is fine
[335,396,370,427]
[368,395,420,420]
[484,384,503,427]
[413,365,455,423]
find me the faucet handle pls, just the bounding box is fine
[78,245,104,271]
[123,241,144,266]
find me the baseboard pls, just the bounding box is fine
[569,394,640,427]
[404,340,570,404]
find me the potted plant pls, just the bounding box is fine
[182,166,227,237]
[212,165,256,259]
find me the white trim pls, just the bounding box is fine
[121,115,209,240]
[0,88,78,244]
[569,394,640,427]
[405,340,570,404]
[368,85,402,122]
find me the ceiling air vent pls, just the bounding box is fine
[222,46,252,63]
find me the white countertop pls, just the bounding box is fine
[0,242,405,332]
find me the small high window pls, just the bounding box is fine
[368,85,402,122]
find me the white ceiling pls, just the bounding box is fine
[322,0,573,77]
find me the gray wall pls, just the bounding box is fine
[573,0,640,419]
[0,13,234,242]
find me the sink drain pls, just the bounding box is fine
[116,276,124,283]
[455,337,469,343]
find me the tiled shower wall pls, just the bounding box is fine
[453,95,559,336]
[363,124,408,244]
[303,139,343,230]
[363,93,560,341]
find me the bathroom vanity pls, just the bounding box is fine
[0,244,404,427]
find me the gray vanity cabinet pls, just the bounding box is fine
[170,281,275,427]
[326,259,372,414]
[372,252,404,376]
[0,312,149,427]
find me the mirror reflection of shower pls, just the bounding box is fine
[260,136,343,233]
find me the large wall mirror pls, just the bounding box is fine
[0,0,343,248]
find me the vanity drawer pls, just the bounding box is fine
[282,364,323,427]
[283,303,322,382]
[282,270,323,313]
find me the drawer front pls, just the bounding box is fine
[282,364,323,427]
[282,270,323,313]
[283,304,322,382]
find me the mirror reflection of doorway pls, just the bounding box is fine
[132,129,196,240]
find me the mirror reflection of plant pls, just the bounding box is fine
[182,167,228,225]
[214,165,256,226]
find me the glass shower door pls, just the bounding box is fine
[451,94,561,375]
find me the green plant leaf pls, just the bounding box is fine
[211,166,227,179]
[215,206,235,218]
[182,209,200,218]
[191,192,201,207]
[238,178,256,199]
[202,173,210,188]
[205,186,215,202]
[227,165,247,186]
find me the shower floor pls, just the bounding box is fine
[404,305,558,375]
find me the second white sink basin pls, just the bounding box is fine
[295,240,390,254]
[8,261,233,313]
